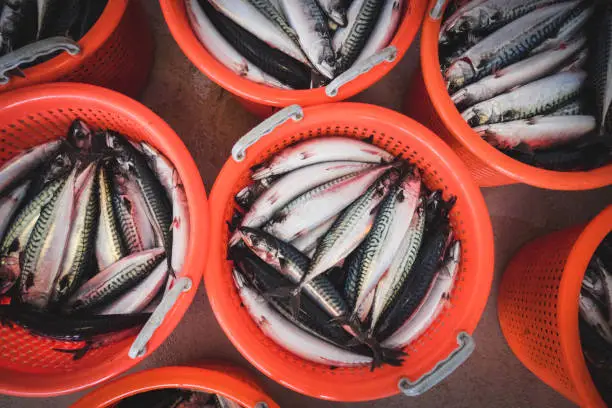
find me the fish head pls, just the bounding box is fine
[329,4,347,27]
[67,119,93,151]
[445,60,473,92]
[463,105,491,128]
[238,227,277,263]
[0,253,19,294]
[44,151,74,182]
[313,41,336,79]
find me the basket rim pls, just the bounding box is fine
[206,102,494,401]
[70,364,280,408]
[0,83,209,397]
[0,0,127,91]
[420,0,612,191]
[159,0,427,107]
[559,205,612,408]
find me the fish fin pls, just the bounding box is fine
[514,143,534,155]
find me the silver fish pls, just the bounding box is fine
[214,395,242,408]
[208,0,309,65]
[50,162,98,304]
[350,171,421,321]
[233,269,372,366]
[291,214,338,255]
[0,139,61,195]
[558,48,588,73]
[579,293,612,345]
[462,71,587,126]
[370,204,425,331]
[335,0,384,74]
[583,267,606,301]
[170,178,189,277]
[445,1,581,90]
[318,0,347,26]
[0,181,30,243]
[593,2,612,135]
[354,0,402,65]
[592,257,612,325]
[382,241,461,349]
[264,165,393,242]
[20,167,76,310]
[475,115,595,150]
[441,0,566,43]
[332,0,364,55]
[530,3,593,55]
[232,161,378,245]
[549,99,586,116]
[65,248,166,313]
[306,168,400,284]
[112,170,157,253]
[451,36,586,109]
[279,0,336,78]
[439,0,488,44]
[98,259,168,315]
[248,0,300,45]
[186,0,290,89]
[96,166,125,270]
[252,137,394,180]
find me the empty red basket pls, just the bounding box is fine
[499,205,612,407]
[71,363,279,408]
[207,103,494,401]
[0,83,208,397]
[0,0,153,98]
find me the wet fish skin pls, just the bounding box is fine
[307,168,400,287]
[252,137,394,180]
[0,139,61,196]
[439,0,488,44]
[202,0,311,89]
[291,214,338,255]
[50,162,98,305]
[186,0,291,89]
[579,293,612,344]
[318,0,347,26]
[445,1,582,90]
[19,167,77,310]
[462,71,587,127]
[549,99,587,117]
[65,248,165,313]
[332,0,364,55]
[592,257,612,324]
[476,115,595,151]
[382,241,461,348]
[232,268,373,366]
[530,2,594,55]
[263,164,393,242]
[354,0,402,65]
[335,0,384,74]
[350,171,421,321]
[96,166,125,270]
[375,219,451,340]
[592,2,612,135]
[370,204,426,331]
[452,36,586,110]
[279,0,336,79]
[248,0,300,44]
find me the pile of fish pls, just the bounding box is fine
[439,0,612,171]
[580,232,612,406]
[186,0,404,90]
[115,389,241,408]
[228,136,460,369]
[0,119,189,359]
[0,0,107,77]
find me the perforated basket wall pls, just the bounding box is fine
[0,83,208,397]
[0,0,153,98]
[498,206,612,408]
[207,103,494,401]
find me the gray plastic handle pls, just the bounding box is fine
[231,105,304,162]
[0,37,80,85]
[325,46,397,97]
[398,332,475,396]
[429,0,448,20]
[129,276,193,359]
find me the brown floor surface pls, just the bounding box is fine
[2,2,612,407]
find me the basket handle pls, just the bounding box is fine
[429,0,447,20]
[398,331,475,396]
[0,37,81,85]
[325,46,397,98]
[232,105,304,162]
[128,276,193,359]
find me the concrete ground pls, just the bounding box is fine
[2,2,612,407]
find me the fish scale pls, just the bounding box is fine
[247,0,300,45]
[336,0,383,73]
[66,248,165,313]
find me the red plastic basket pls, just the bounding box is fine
[498,205,612,408]
[71,363,279,408]
[404,0,612,189]
[0,0,153,98]
[207,103,494,401]
[159,0,427,117]
[0,83,208,397]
